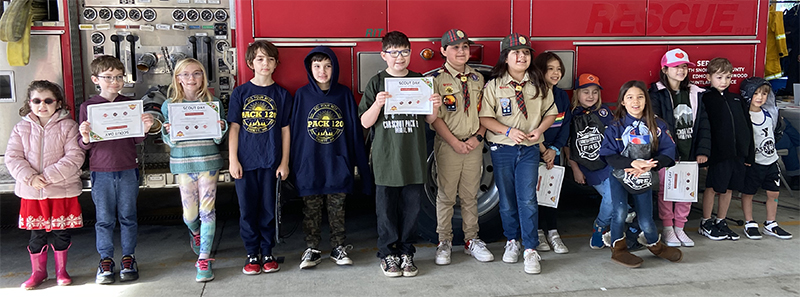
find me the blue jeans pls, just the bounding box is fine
[608,176,658,245]
[490,143,540,249]
[592,177,614,228]
[91,168,140,259]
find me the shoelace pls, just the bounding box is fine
[196,258,214,270]
[247,256,259,265]
[470,239,487,250]
[121,257,134,270]
[334,245,353,259]
[385,256,400,269]
[438,241,451,251]
[505,240,519,253]
[400,255,414,268]
[302,248,321,260]
[100,260,113,272]
[193,233,201,247]
[526,250,541,261]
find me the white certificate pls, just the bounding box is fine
[86,100,145,142]
[537,164,565,208]
[663,161,699,202]
[167,102,222,141]
[384,77,434,115]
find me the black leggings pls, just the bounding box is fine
[538,206,558,231]
[29,230,71,252]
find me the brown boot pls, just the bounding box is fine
[611,236,642,268]
[640,233,683,262]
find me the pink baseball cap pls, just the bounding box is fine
[661,48,696,68]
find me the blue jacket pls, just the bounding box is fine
[542,86,572,149]
[569,104,614,186]
[599,113,676,171]
[289,46,373,196]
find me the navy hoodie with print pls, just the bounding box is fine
[290,46,373,197]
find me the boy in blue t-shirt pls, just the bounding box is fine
[227,40,292,275]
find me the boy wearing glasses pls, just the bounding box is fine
[429,29,493,265]
[78,55,154,284]
[359,31,442,277]
[227,40,292,275]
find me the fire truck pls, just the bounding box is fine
[0,0,770,243]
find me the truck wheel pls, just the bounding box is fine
[418,143,503,245]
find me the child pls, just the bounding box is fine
[563,73,616,250]
[6,80,85,289]
[739,77,793,240]
[478,33,557,274]
[532,52,572,254]
[699,57,755,241]
[599,80,682,268]
[430,29,493,265]
[78,55,154,284]
[358,31,441,277]
[227,40,292,275]
[290,46,372,268]
[649,48,710,247]
[160,58,228,281]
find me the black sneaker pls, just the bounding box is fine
[764,221,793,239]
[743,221,762,240]
[299,248,322,269]
[716,220,740,240]
[330,245,353,266]
[380,255,402,277]
[699,219,727,240]
[95,258,115,284]
[400,254,418,277]
[119,255,139,282]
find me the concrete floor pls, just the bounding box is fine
[1,185,799,297]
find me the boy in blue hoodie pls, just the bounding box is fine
[290,47,373,269]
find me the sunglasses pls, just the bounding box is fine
[31,98,56,105]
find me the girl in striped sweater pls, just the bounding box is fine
[161,58,228,282]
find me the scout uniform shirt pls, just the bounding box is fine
[479,72,557,146]
[432,63,484,139]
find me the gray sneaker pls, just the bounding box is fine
[435,241,451,265]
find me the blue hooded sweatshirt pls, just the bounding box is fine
[290,46,373,196]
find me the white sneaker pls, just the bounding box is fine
[435,241,452,265]
[547,231,569,254]
[502,239,521,263]
[536,230,551,251]
[464,238,494,262]
[674,227,695,247]
[523,249,541,274]
[662,226,681,247]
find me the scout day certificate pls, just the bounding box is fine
[537,164,565,208]
[167,102,222,141]
[86,100,145,142]
[384,77,434,115]
[663,161,699,202]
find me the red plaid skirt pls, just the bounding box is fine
[19,197,83,231]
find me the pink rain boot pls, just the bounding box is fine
[21,245,48,289]
[53,244,72,286]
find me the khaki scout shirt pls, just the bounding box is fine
[432,63,484,140]
[478,72,557,146]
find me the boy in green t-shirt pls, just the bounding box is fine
[358,31,441,277]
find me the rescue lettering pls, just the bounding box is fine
[586,3,746,35]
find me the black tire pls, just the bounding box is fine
[418,143,504,245]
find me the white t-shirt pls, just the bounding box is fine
[750,109,779,165]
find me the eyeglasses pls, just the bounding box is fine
[177,71,204,79]
[31,98,56,105]
[383,49,411,58]
[96,75,125,82]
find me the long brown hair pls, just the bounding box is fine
[19,80,67,116]
[614,80,659,152]
[489,48,548,101]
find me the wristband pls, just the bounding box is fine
[549,145,561,156]
[505,127,511,137]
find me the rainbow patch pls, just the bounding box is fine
[550,111,565,127]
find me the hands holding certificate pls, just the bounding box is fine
[80,100,153,143]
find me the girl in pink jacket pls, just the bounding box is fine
[5,80,85,290]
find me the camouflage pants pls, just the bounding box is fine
[302,193,347,248]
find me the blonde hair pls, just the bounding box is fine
[570,85,603,111]
[168,58,213,103]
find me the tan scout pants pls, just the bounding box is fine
[434,136,483,242]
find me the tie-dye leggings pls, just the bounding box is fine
[177,170,218,259]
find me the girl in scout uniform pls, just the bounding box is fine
[478,33,557,275]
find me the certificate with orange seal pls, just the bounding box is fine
[663,161,698,202]
[86,100,145,142]
[167,102,222,141]
[537,164,565,208]
[384,77,434,115]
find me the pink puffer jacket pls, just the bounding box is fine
[5,110,85,199]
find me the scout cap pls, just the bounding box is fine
[575,73,602,90]
[441,29,473,47]
[501,33,533,52]
[661,48,696,68]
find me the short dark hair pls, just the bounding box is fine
[532,52,565,81]
[707,57,733,75]
[20,80,67,116]
[90,55,124,76]
[308,52,330,63]
[245,40,279,69]
[382,31,410,51]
